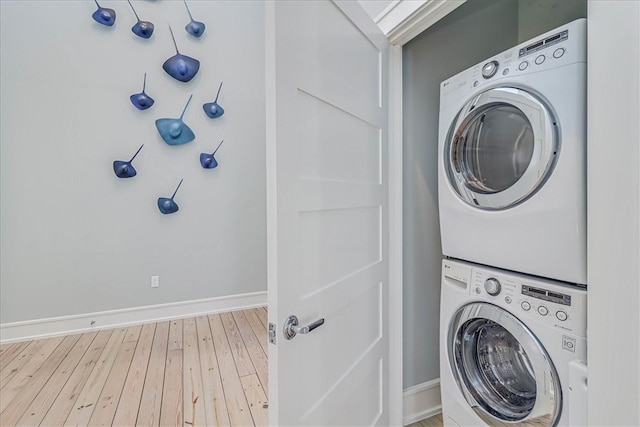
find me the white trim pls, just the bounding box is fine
[0,291,267,344]
[383,0,466,46]
[388,43,405,427]
[373,0,401,24]
[587,2,640,426]
[403,379,442,425]
[264,0,279,424]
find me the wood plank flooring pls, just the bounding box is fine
[0,307,269,427]
[407,413,443,427]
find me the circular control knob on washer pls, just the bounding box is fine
[483,278,501,296]
[481,60,499,79]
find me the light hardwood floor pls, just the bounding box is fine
[407,413,443,427]
[0,307,269,427]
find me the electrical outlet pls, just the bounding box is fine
[151,276,160,288]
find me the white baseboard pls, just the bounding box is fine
[0,291,267,344]
[403,379,442,425]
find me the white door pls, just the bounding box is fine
[265,1,392,425]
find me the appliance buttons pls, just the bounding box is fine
[475,287,481,294]
[556,310,568,321]
[505,296,512,304]
[481,60,499,79]
[518,61,529,71]
[521,301,531,311]
[553,47,566,58]
[538,306,549,316]
[484,278,501,296]
[535,54,546,65]
[473,80,479,87]
[502,67,510,76]
[562,335,576,353]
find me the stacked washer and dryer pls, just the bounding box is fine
[437,19,589,426]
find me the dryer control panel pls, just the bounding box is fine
[440,18,586,105]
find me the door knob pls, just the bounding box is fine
[283,315,325,340]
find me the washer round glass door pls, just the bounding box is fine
[445,87,558,210]
[448,302,561,426]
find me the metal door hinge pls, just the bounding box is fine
[269,322,276,345]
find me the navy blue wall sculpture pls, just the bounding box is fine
[130,73,155,110]
[203,82,225,119]
[183,0,206,37]
[158,179,183,214]
[113,144,144,178]
[200,140,224,169]
[162,25,200,83]
[155,94,195,145]
[92,0,116,26]
[127,0,154,39]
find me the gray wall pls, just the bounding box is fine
[0,1,266,323]
[402,0,519,388]
[402,0,587,389]
[518,0,587,42]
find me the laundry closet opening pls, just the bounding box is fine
[400,0,586,400]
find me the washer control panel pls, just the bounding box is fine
[446,259,588,337]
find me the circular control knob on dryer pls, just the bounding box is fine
[484,278,501,296]
[482,60,499,79]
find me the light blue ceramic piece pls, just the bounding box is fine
[162,25,200,83]
[200,139,224,169]
[155,94,195,145]
[92,0,116,26]
[130,73,155,110]
[203,82,225,119]
[127,0,154,39]
[158,179,183,214]
[113,144,144,178]
[183,0,205,37]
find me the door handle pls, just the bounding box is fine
[283,315,325,340]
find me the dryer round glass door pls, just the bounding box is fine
[445,87,558,210]
[447,302,562,426]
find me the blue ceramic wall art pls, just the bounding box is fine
[127,0,154,39]
[183,0,206,38]
[130,73,155,110]
[158,179,183,214]
[155,94,195,145]
[113,144,144,178]
[162,25,200,83]
[92,0,116,26]
[203,82,225,119]
[200,139,224,169]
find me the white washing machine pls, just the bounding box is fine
[438,19,587,285]
[439,258,588,427]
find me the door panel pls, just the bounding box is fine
[266,1,390,425]
[297,92,382,184]
[299,207,381,294]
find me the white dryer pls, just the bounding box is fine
[439,259,588,427]
[438,19,587,285]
